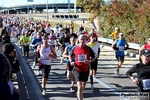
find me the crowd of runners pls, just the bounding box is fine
[0,15,150,100]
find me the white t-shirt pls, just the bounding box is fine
[45,27,51,34]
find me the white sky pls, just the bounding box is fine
[0,0,76,7]
[0,0,108,7]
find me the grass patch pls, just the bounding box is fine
[34,18,91,32]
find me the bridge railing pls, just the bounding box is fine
[98,37,141,50]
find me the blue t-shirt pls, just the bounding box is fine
[31,38,42,52]
[65,44,75,62]
[115,38,126,56]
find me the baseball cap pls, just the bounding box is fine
[115,27,119,30]
[141,49,150,56]
[119,32,124,36]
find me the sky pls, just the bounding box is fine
[1,0,109,7]
[0,0,76,7]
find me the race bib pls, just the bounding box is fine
[42,53,49,60]
[65,42,69,46]
[49,40,55,45]
[118,46,125,51]
[78,54,86,62]
[37,42,42,45]
[24,43,29,46]
[142,79,150,90]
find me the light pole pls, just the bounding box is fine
[46,0,48,21]
[68,0,70,13]
[74,0,76,14]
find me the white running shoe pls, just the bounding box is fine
[42,89,46,96]
[91,85,94,90]
[60,60,63,64]
[32,61,36,68]
[114,70,120,76]
[37,71,41,76]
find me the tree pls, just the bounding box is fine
[76,0,150,44]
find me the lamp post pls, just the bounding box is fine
[68,0,70,13]
[74,0,76,14]
[46,0,48,21]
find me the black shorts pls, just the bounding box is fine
[41,64,51,78]
[73,69,89,82]
[23,45,29,52]
[90,58,98,71]
[116,55,124,62]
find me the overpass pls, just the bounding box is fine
[0,3,81,14]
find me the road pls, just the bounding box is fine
[25,45,139,100]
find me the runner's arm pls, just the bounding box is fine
[97,43,100,58]
[89,47,95,62]
[63,46,69,58]
[68,47,76,71]
[112,40,118,50]
[139,45,145,56]
[125,42,129,50]
[36,45,40,60]
[50,46,57,58]
[126,64,137,80]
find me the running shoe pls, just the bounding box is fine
[32,61,36,68]
[37,71,41,76]
[114,70,120,76]
[60,60,63,64]
[70,86,75,92]
[42,89,46,96]
[91,84,94,90]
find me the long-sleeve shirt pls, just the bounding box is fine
[126,62,150,92]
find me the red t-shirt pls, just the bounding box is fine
[144,44,150,50]
[70,45,95,72]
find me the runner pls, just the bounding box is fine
[68,34,95,100]
[58,29,70,64]
[110,27,120,41]
[87,33,100,89]
[112,32,129,76]
[48,30,57,48]
[20,31,31,63]
[56,28,64,51]
[63,36,77,92]
[31,31,42,71]
[45,23,51,35]
[36,35,57,96]
[139,36,150,62]
[126,49,150,96]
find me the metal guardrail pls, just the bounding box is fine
[14,43,45,100]
[98,37,141,50]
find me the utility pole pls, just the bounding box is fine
[74,0,76,14]
[46,0,48,21]
[68,0,70,13]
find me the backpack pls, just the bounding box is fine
[0,53,11,82]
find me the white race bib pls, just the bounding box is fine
[24,43,29,46]
[118,46,125,51]
[142,79,150,90]
[78,54,86,62]
[42,53,50,60]
[65,42,69,46]
[37,42,42,45]
[49,40,55,45]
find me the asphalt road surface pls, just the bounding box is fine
[25,45,139,100]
